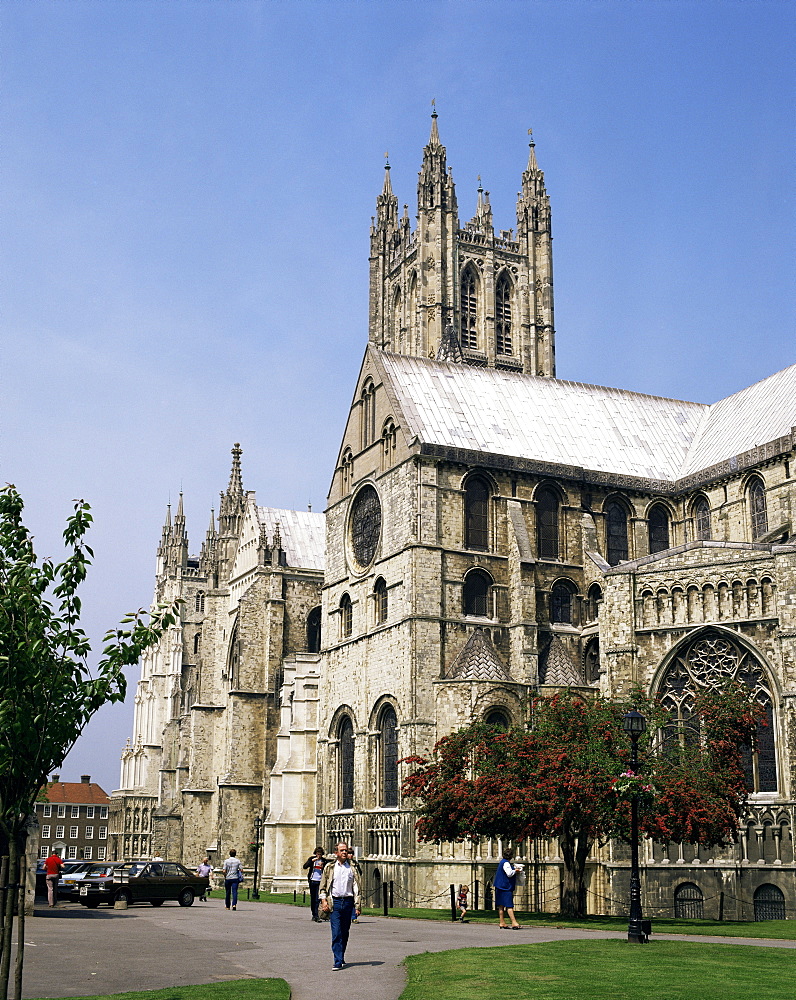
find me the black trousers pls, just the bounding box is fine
[309,880,321,918]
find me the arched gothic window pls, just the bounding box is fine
[391,286,402,349]
[748,478,768,540]
[307,606,322,653]
[693,497,711,541]
[657,630,777,792]
[195,592,205,613]
[374,577,388,626]
[381,419,397,471]
[536,488,559,560]
[463,569,492,618]
[550,579,578,625]
[464,476,490,550]
[360,380,376,449]
[227,622,240,687]
[484,708,510,730]
[339,594,353,639]
[586,583,603,622]
[408,273,418,348]
[648,504,671,554]
[379,706,399,807]
[338,716,355,810]
[460,267,478,350]
[495,272,513,356]
[193,632,201,655]
[341,448,354,494]
[584,636,600,683]
[605,501,629,566]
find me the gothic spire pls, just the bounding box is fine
[428,105,441,147]
[227,442,244,498]
[375,155,398,232]
[418,105,457,215]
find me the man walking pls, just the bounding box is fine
[43,851,63,907]
[319,841,360,970]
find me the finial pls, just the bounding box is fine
[384,150,390,168]
[431,97,437,117]
[477,174,482,191]
[308,502,312,512]
[528,127,535,147]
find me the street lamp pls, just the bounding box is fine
[622,708,647,943]
[252,815,263,899]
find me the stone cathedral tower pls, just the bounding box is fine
[368,112,555,376]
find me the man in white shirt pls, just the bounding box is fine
[318,841,361,970]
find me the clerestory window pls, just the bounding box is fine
[464,476,490,550]
[460,268,478,350]
[495,272,513,355]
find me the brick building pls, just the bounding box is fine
[35,775,110,862]
[113,116,795,920]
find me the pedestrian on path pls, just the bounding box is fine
[223,849,243,910]
[303,846,330,921]
[196,857,213,901]
[43,852,63,907]
[494,847,523,929]
[319,841,360,970]
[457,884,469,922]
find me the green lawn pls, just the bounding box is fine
[400,940,796,1000]
[258,892,796,940]
[32,982,289,1000]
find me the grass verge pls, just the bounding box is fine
[400,940,795,1000]
[30,981,289,1000]
[257,893,796,939]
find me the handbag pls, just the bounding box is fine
[515,868,526,887]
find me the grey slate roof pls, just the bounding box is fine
[538,634,583,687]
[447,628,511,681]
[256,507,325,570]
[379,353,796,483]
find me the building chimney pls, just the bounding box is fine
[81,775,91,783]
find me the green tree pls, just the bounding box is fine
[402,690,756,917]
[0,484,179,1000]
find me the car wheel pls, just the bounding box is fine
[115,889,132,904]
[84,899,101,909]
[151,899,165,907]
[178,888,194,907]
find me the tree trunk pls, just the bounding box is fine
[13,852,25,1000]
[559,827,590,918]
[0,839,19,1000]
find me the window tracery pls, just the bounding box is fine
[495,272,513,355]
[338,716,355,810]
[748,478,768,539]
[693,497,711,541]
[460,267,478,350]
[657,630,777,792]
[379,706,399,807]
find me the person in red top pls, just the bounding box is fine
[44,852,63,907]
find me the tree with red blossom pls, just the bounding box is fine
[402,688,758,917]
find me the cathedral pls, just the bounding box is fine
[112,115,796,922]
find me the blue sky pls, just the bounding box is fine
[2,0,794,795]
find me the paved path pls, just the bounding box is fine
[20,899,796,1000]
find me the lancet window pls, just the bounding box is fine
[656,630,777,793]
[340,593,353,639]
[360,379,376,449]
[464,476,490,550]
[307,606,322,653]
[536,488,559,560]
[495,272,513,356]
[338,716,355,810]
[379,705,399,807]
[648,504,671,554]
[460,267,478,350]
[605,501,629,565]
[748,478,768,540]
[374,577,388,626]
[693,497,711,541]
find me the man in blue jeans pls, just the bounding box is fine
[222,849,243,910]
[318,841,361,970]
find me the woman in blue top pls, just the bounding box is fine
[493,847,523,929]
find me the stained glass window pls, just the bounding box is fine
[693,498,711,541]
[606,501,628,565]
[749,479,768,539]
[380,706,398,807]
[339,717,354,810]
[657,630,777,792]
[536,488,559,560]
[465,477,489,550]
[351,485,381,568]
[463,569,492,617]
[648,504,670,554]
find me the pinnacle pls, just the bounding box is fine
[227,443,244,497]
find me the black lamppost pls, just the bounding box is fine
[623,708,647,943]
[252,815,263,899]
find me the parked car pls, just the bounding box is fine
[58,861,98,899]
[78,861,209,908]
